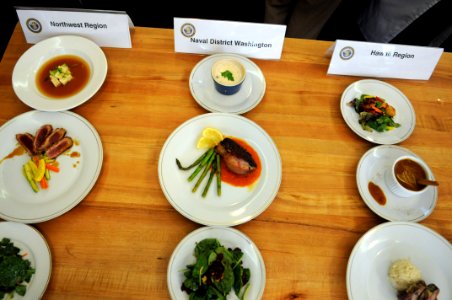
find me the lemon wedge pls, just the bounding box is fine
[196,128,223,149]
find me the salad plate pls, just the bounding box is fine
[340,79,415,144]
[158,113,282,226]
[12,35,107,111]
[347,221,452,300]
[356,145,437,222]
[0,221,51,299]
[189,53,266,114]
[0,110,103,223]
[167,226,266,299]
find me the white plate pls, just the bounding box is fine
[189,53,266,114]
[158,113,281,226]
[167,226,266,300]
[340,79,415,144]
[0,110,103,223]
[347,221,452,300]
[12,35,107,111]
[356,145,437,222]
[0,221,51,300]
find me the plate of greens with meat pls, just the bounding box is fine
[340,79,415,144]
[167,226,266,300]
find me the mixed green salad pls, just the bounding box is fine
[181,238,251,300]
[349,94,401,132]
[0,238,35,298]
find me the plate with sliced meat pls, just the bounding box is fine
[158,113,282,226]
[0,110,103,223]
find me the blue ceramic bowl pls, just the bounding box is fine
[211,58,246,95]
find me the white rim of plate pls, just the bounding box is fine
[158,113,282,226]
[347,221,452,300]
[356,144,437,222]
[0,221,52,300]
[340,79,415,144]
[167,226,266,300]
[189,53,266,114]
[0,110,103,223]
[12,35,108,111]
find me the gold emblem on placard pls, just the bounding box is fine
[181,23,196,38]
[340,46,354,60]
[26,18,42,33]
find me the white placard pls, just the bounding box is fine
[16,7,132,48]
[174,18,286,59]
[327,40,443,80]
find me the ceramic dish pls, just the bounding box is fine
[12,35,107,111]
[0,221,51,299]
[189,53,266,114]
[0,110,103,223]
[347,221,452,300]
[158,113,281,226]
[356,145,437,222]
[340,79,415,144]
[167,226,266,299]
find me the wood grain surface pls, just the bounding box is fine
[1,25,451,299]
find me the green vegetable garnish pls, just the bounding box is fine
[181,238,251,299]
[349,94,401,132]
[0,238,35,298]
[221,70,235,82]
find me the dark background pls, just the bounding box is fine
[1,0,451,60]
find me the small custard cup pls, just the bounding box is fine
[211,58,246,95]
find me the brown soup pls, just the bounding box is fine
[394,158,427,191]
[36,55,90,99]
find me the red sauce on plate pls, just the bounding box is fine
[368,181,386,205]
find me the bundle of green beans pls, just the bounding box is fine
[176,148,221,197]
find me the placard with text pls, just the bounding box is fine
[16,7,132,48]
[174,18,286,59]
[327,40,443,80]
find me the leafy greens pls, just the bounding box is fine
[181,238,251,300]
[0,238,35,298]
[349,94,401,132]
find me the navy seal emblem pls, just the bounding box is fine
[181,23,195,38]
[339,46,354,60]
[26,18,42,33]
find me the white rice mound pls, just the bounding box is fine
[388,259,422,291]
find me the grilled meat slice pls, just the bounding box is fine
[39,128,67,152]
[419,284,439,300]
[46,137,73,159]
[398,281,439,300]
[33,124,53,154]
[16,133,36,156]
[215,138,257,175]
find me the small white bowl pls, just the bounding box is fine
[211,58,246,95]
[385,155,433,198]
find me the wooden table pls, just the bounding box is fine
[1,25,451,299]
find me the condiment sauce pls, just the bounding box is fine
[0,146,26,165]
[395,158,427,191]
[36,55,90,99]
[368,181,386,205]
[220,138,261,187]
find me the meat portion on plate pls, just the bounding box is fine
[215,138,257,175]
[15,124,73,158]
